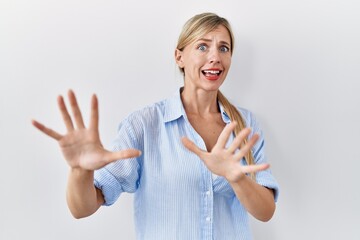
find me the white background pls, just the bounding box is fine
[1,0,359,239]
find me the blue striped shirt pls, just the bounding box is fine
[94,89,279,240]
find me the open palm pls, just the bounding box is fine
[182,122,269,182]
[32,90,141,170]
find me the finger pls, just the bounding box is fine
[234,133,259,160]
[216,122,237,148]
[103,149,142,164]
[241,163,270,174]
[89,94,99,131]
[227,128,251,153]
[68,89,85,129]
[31,119,63,140]
[181,137,207,159]
[57,95,74,131]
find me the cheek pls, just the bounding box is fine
[185,58,203,71]
[223,56,232,69]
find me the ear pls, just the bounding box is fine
[175,49,185,68]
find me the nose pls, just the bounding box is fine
[209,48,220,64]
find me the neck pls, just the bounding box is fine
[180,87,219,116]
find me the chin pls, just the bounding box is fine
[202,79,225,91]
[201,83,223,92]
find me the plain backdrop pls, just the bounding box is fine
[1,0,359,239]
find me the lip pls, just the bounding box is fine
[201,68,223,81]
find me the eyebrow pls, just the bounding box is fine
[196,38,231,47]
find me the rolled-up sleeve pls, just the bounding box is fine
[242,109,280,202]
[94,117,143,206]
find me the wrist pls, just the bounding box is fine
[226,171,246,184]
[69,167,94,178]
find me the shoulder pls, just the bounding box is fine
[233,105,265,143]
[236,106,258,128]
[118,98,168,131]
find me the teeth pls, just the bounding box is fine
[203,70,220,74]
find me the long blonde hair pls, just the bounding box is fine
[177,13,255,177]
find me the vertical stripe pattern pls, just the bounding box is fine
[94,89,279,240]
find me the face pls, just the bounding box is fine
[175,25,232,92]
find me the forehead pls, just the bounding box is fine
[196,25,231,44]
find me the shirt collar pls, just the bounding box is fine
[163,88,186,123]
[218,102,231,124]
[163,88,231,124]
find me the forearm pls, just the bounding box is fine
[66,168,104,219]
[229,175,275,222]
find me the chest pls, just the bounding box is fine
[139,117,235,197]
[187,113,226,151]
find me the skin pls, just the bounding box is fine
[32,25,275,221]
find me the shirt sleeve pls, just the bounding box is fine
[241,109,280,202]
[94,117,143,206]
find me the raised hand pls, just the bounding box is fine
[181,122,269,183]
[32,90,141,170]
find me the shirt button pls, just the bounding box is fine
[206,217,211,222]
[206,191,210,196]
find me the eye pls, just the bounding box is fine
[197,44,207,51]
[220,46,230,52]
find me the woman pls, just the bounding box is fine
[32,12,279,240]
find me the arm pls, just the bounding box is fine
[32,90,141,218]
[66,169,103,219]
[182,122,275,221]
[228,173,275,222]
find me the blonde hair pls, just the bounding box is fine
[177,13,255,178]
[217,91,255,179]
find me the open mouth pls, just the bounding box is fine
[202,70,222,76]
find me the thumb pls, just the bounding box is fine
[181,137,207,158]
[104,149,142,164]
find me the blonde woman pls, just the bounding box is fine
[33,12,279,240]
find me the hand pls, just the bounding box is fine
[181,122,269,183]
[32,90,141,170]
